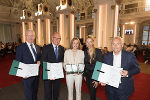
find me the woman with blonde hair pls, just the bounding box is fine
[83,35,103,100]
[64,37,84,100]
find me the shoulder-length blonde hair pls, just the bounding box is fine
[70,37,81,49]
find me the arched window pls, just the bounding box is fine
[76,13,80,21]
[142,25,150,45]
[145,0,150,11]
[92,10,94,18]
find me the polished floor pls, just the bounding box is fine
[0,78,101,100]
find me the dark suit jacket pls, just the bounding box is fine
[16,42,41,64]
[41,43,65,63]
[104,50,140,96]
[84,48,103,77]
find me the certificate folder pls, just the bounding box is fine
[65,64,85,74]
[92,61,103,81]
[43,62,64,80]
[43,62,48,80]
[9,60,20,76]
[92,61,122,88]
[9,60,39,78]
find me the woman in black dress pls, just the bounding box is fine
[83,35,103,100]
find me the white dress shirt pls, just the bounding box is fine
[52,43,59,52]
[26,42,37,61]
[113,51,122,68]
[113,51,122,83]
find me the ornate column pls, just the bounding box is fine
[36,18,44,46]
[134,23,140,44]
[79,25,82,38]
[59,14,65,46]
[70,13,75,40]
[93,0,120,50]
[112,4,119,37]
[45,18,51,44]
[122,24,125,44]
[80,25,86,42]
[95,4,107,48]
[28,21,33,30]
[22,21,26,43]
[56,17,59,32]
[58,9,75,48]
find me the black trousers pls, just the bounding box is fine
[86,77,98,100]
[106,87,129,100]
[22,76,39,100]
[44,79,60,100]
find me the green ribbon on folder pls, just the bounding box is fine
[43,62,48,80]
[92,61,103,81]
[9,60,20,76]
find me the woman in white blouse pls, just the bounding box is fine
[64,37,84,100]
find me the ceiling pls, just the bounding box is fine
[0,0,124,22]
[0,0,94,17]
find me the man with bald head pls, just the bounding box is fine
[101,37,140,100]
[42,32,65,100]
[16,29,41,100]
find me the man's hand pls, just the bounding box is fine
[92,81,99,88]
[37,61,40,65]
[84,77,86,81]
[100,82,106,86]
[23,77,28,79]
[120,70,128,77]
[50,79,55,80]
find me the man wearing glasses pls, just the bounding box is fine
[41,32,65,100]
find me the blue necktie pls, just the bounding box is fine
[55,46,58,61]
[30,44,37,61]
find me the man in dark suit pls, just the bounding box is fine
[42,32,65,100]
[16,29,41,100]
[101,37,140,100]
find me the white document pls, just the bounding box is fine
[72,65,78,72]
[65,65,72,72]
[78,64,85,72]
[65,64,85,73]
[47,63,64,79]
[16,62,39,78]
[65,64,77,72]
[98,63,122,88]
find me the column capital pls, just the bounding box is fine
[56,8,74,15]
[34,15,52,20]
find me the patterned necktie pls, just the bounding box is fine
[55,46,58,61]
[30,44,37,61]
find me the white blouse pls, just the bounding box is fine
[64,49,84,69]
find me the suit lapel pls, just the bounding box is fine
[50,43,56,59]
[110,52,113,66]
[25,42,34,62]
[121,51,126,68]
[58,46,61,60]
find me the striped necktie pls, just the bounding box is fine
[30,44,37,61]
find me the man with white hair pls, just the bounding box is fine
[101,37,140,100]
[16,29,41,100]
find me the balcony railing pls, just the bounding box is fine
[76,15,94,21]
[119,6,150,18]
